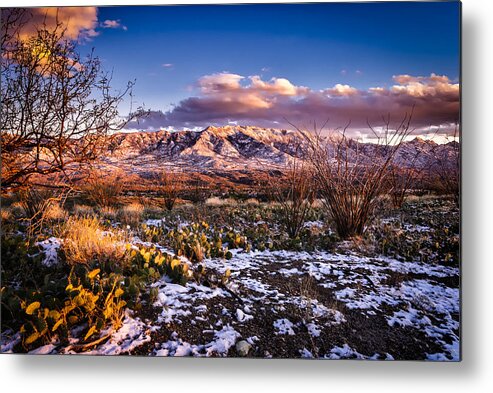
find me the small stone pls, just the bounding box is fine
[235,340,252,357]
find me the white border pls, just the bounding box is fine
[2,1,493,393]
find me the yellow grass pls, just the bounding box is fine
[44,203,67,220]
[58,216,126,266]
[118,202,144,227]
[73,204,94,216]
[1,208,12,222]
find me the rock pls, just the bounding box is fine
[235,340,252,357]
[236,309,245,321]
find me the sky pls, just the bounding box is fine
[8,2,460,137]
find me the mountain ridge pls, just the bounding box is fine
[102,125,457,179]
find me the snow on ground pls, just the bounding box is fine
[144,218,166,227]
[152,325,241,357]
[29,344,58,355]
[274,318,296,335]
[77,312,151,356]
[0,331,21,353]
[6,241,458,359]
[135,248,458,359]
[203,249,458,360]
[35,237,62,267]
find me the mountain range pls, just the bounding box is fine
[100,125,458,184]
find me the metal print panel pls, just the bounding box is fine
[0,1,461,360]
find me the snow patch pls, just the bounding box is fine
[274,318,295,335]
[35,237,61,267]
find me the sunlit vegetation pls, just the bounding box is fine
[0,9,459,357]
[0,180,459,353]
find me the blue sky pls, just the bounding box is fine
[21,2,460,133]
[91,2,460,112]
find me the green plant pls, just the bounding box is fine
[3,266,127,349]
[165,222,250,263]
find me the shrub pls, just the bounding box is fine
[58,216,126,268]
[296,115,414,239]
[18,187,66,238]
[266,159,313,239]
[118,202,144,228]
[84,170,124,208]
[99,206,118,220]
[428,128,460,206]
[186,179,211,205]
[73,204,95,216]
[156,171,182,211]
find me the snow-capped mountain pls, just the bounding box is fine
[103,125,458,177]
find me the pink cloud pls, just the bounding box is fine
[249,75,307,96]
[198,73,244,93]
[7,7,99,41]
[390,73,458,99]
[127,72,459,136]
[324,84,359,97]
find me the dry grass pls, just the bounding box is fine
[118,202,144,228]
[1,208,12,222]
[44,203,68,221]
[205,197,237,207]
[99,206,118,220]
[245,198,260,205]
[144,204,164,218]
[58,216,126,266]
[73,204,94,216]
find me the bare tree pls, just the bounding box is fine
[388,153,422,209]
[428,125,460,206]
[82,168,125,208]
[154,168,183,211]
[1,9,143,191]
[187,177,211,205]
[265,156,314,239]
[292,113,415,239]
[18,184,69,240]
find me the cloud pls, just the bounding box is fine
[7,7,99,41]
[324,84,359,97]
[198,72,244,93]
[5,8,127,41]
[126,72,459,136]
[390,73,458,99]
[249,76,307,96]
[101,19,127,31]
[162,63,174,68]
